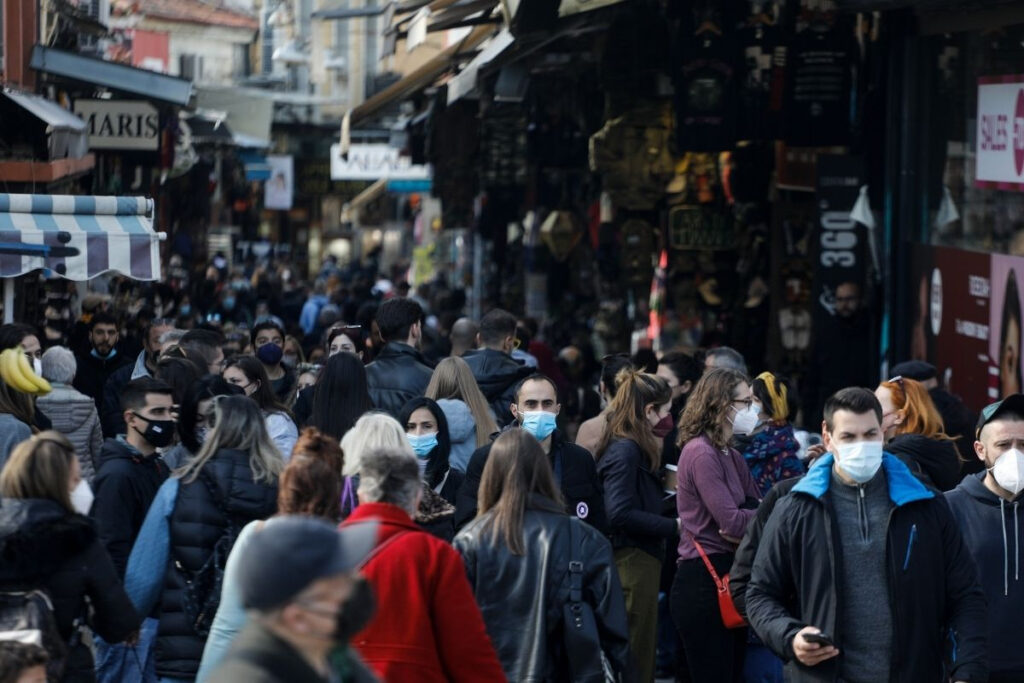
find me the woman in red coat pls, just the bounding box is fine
[340,447,505,683]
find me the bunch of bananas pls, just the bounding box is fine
[0,347,52,395]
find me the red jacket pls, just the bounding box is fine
[341,502,505,683]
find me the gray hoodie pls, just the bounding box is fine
[437,399,476,473]
[37,383,103,482]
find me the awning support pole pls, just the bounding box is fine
[3,278,13,323]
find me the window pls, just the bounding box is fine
[234,44,251,79]
[179,54,204,82]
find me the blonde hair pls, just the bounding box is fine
[425,357,498,447]
[339,412,413,477]
[176,395,284,485]
[0,431,76,512]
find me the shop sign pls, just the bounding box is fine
[265,155,294,211]
[668,207,735,250]
[73,100,159,151]
[976,77,1024,189]
[910,244,990,410]
[330,143,430,181]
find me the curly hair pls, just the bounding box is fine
[676,368,749,450]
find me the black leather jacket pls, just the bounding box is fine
[365,342,434,417]
[453,502,631,682]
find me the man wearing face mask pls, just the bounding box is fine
[946,395,1024,682]
[745,388,986,683]
[91,377,175,577]
[74,312,132,408]
[213,517,380,682]
[252,319,296,404]
[454,374,607,534]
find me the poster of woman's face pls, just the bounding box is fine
[265,155,293,211]
[991,255,1023,398]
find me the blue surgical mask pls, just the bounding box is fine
[407,432,438,458]
[521,410,557,441]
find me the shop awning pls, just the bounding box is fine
[238,150,271,181]
[447,27,513,103]
[3,88,89,159]
[30,45,194,107]
[348,24,493,127]
[0,194,164,281]
[186,112,235,145]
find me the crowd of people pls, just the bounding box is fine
[0,263,1020,683]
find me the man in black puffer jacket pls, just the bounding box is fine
[463,308,533,427]
[364,298,434,417]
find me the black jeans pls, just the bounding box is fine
[670,553,747,683]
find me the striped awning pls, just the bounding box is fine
[0,194,164,281]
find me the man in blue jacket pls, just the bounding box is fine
[947,394,1024,682]
[746,387,986,683]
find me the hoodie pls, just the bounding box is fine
[437,398,477,472]
[91,436,170,577]
[886,433,962,492]
[946,472,1024,675]
[462,349,533,426]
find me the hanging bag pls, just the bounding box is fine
[689,533,746,629]
[562,517,617,683]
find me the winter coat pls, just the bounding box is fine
[0,412,33,470]
[462,349,532,427]
[946,473,1024,677]
[365,343,434,417]
[37,383,103,483]
[73,349,131,408]
[90,437,170,577]
[124,448,278,679]
[455,430,607,534]
[886,433,962,492]
[341,503,505,682]
[596,438,678,561]
[436,398,477,472]
[210,619,378,683]
[746,453,988,683]
[0,498,140,681]
[454,503,631,682]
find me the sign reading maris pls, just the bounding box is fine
[73,100,159,151]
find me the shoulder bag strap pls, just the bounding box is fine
[357,529,412,570]
[687,531,726,592]
[567,517,584,604]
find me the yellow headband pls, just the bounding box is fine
[756,371,788,421]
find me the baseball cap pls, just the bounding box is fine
[237,516,378,611]
[889,360,937,382]
[976,394,1024,439]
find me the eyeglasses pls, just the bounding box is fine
[732,398,754,409]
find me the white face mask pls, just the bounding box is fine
[990,448,1024,496]
[70,479,94,515]
[835,441,884,484]
[33,358,42,376]
[731,404,760,436]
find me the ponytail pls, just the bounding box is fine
[596,369,671,470]
[756,371,789,422]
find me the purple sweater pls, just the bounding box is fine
[676,434,760,562]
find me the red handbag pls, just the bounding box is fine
[690,535,747,629]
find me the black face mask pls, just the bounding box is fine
[133,413,176,448]
[334,577,376,643]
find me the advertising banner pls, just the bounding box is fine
[910,244,991,410]
[264,155,294,211]
[989,253,1024,401]
[976,76,1024,189]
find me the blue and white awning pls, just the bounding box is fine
[0,194,165,281]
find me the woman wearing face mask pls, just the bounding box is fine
[222,355,299,461]
[341,412,456,541]
[398,397,464,506]
[0,432,141,681]
[875,376,962,491]
[162,376,244,470]
[673,368,761,683]
[739,372,805,497]
[195,427,344,682]
[595,369,680,683]
[251,321,297,405]
[123,396,282,683]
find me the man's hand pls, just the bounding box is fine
[792,626,839,667]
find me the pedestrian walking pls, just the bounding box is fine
[160,376,243,470]
[36,346,103,484]
[425,356,498,472]
[673,367,762,682]
[307,351,374,440]
[454,429,631,681]
[365,298,433,416]
[595,368,680,683]
[575,353,634,456]
[223,355,299,460]
[398,397,463,505]
[462,309,533,427]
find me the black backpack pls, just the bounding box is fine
[175,470,240,637]
[0,589,70,681]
